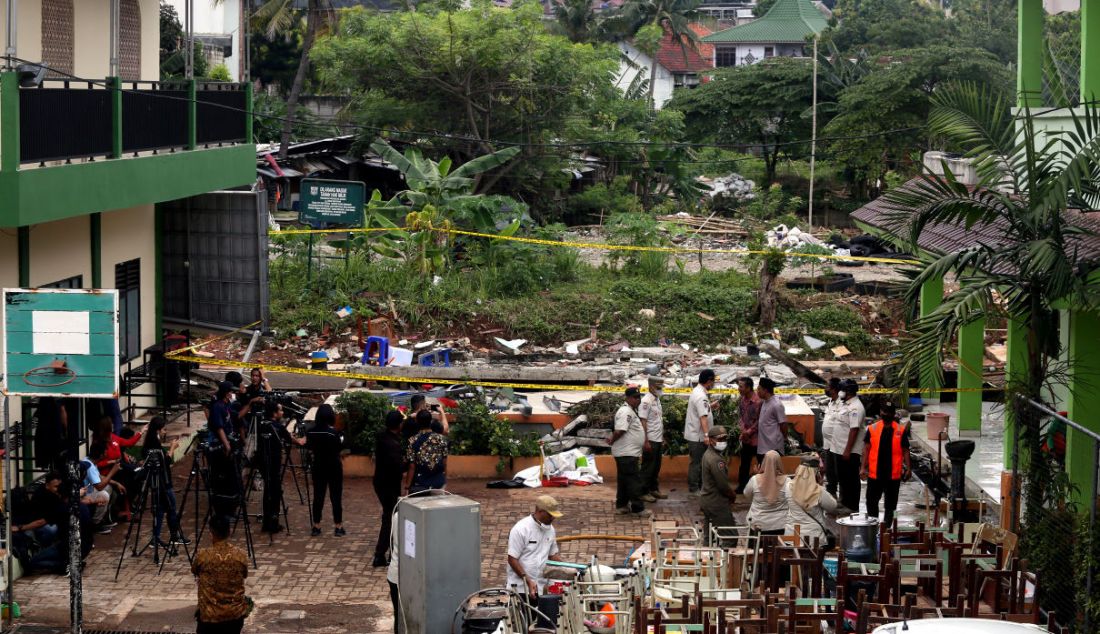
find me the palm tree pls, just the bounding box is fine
[551,0,602,43]
[618,0,701,107]
[239,0,336,159]
[882,82,1100,538]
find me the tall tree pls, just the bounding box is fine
[618,0,702,107]
[670,58,814,183]
[245,0,336,159]
[552,0,602,43]
[312,0,619,193]
[883,84,1100,608]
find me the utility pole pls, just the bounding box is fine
[4,0,16,70]
[808,36,819,229]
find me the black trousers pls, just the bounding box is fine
[196,618,244,634]
[641,442,663,493]
[736,443,757,494]
[614,456,645,512]
[865,478,902,527]
[260,452,284,529]
[312,465,344,525]
[688,441,707,493]
[827,451,862,511]
[374,479,400,556]
[389,581,402,634]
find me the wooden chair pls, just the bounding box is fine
[770,542,825,598]
[907,598,966,619]
[969,522,1019,567]
[787,596,844,633]
[837,557,899,607]
[855,601,909,634]
[894,556,943,606]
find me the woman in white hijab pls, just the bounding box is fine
[784,456,838,542]
[743,450,790,534]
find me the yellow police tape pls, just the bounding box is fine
[166,350,998,397]
[272,225,916,266]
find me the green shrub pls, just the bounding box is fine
[448,401,539,473]
[335,391,394,456]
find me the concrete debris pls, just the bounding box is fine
[414,340,436,350]
[325,346,342,361]
[696,312,715,321]
[831,345,851,359]
[494,337,527,355]
[804,335,827,351]
[638,308,656,319]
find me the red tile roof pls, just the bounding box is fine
[655,24,714,73]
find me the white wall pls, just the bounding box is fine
[101,204,157,362]
[0,0,159,80]
[616,41,676,109]
[715,43,807,66]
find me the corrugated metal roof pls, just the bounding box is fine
[703,0,828,43]
[851,177,1100,265]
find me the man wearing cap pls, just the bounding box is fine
[700,426,736,542]
[639,377,666,501]
[610,387,651,517]
[832,379,866,511]
[506,495,564,598]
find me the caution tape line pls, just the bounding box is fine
[165,351,1000,397]
[271,225,915,266]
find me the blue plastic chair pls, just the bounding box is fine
[417,348,452,367]
[362,336,390,367]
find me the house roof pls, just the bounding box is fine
[656,24,715,73]
[703,0,828,44]
[850,177,1100,265]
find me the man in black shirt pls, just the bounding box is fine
[12,472,69,574]
[307,404,345,537]
[258,401,305,533]
[372,411,405,567]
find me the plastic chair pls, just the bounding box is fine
[418,348,452,367]
[362,336,389,366]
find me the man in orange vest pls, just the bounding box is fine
[859,402,911,528]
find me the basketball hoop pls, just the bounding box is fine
[23,360,78,388]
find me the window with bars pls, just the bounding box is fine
[116,259,141,362]
[715,47,738,67]
[43,275,83,289]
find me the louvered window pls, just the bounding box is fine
[116,259,141,361]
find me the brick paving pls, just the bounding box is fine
[11,455,705,633]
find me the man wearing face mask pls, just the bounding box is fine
[832,379,866,512]
[506,495,564,599]
[700,426,737,542]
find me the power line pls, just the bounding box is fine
[5,55,930,156]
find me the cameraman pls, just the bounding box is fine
[142,416,189,546]
[207,382,243,517]
[257,400,305,534]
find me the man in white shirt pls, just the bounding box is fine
[611,386,651,517]
[834,379,866,511]
[685,369,716,496]
[820,378,846,499]
[639,376,666,501]
[506,495,564,597]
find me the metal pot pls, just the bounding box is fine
[836,513,880,563]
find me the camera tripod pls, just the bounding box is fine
[243,422,294,544]
[113,449,189,579]
[178,434,257,568]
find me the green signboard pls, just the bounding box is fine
[298,178,366,227]
[2,288,119,397]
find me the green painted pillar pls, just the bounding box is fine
[1004,318,1029,467]
[920,276,944,398]
[1,72,21,172]
[243,81,254,144]
[187,79,198,150]
[1084,0,1100,103]
[1066,309,1100,505]
[109,76,123,159]
[1018,0,1045,107]
[957,317,985,432]
[155,204,163,336]
[17,226,29,287]
[91,212,102,287]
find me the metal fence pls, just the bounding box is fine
[196,83,247,145]
[1010,396,1100,632]
[121,81,189,153]
[19,80,113,164]
[1043,9,1081,107]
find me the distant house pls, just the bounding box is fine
[616,24,714,108]
[702,0,828,67]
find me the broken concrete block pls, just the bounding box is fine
[577,428,613,440]
[804,335,826,350]
[326,346,342,361]
[494,337,527,355]
[414,340,436,350]
[831,345,851,359]
[638,308,656,319]
[574,436,611,449]
[559,415,587,436]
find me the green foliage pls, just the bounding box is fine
[604,211,683,277]
[822,45,1012,200]
[253,93,335,144]
[335,391,394,456]
[1075,511,1100,629]
[670,58,814,184]
[742,184,804,221]
[208,64,232,82]
[449,401,540,473]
